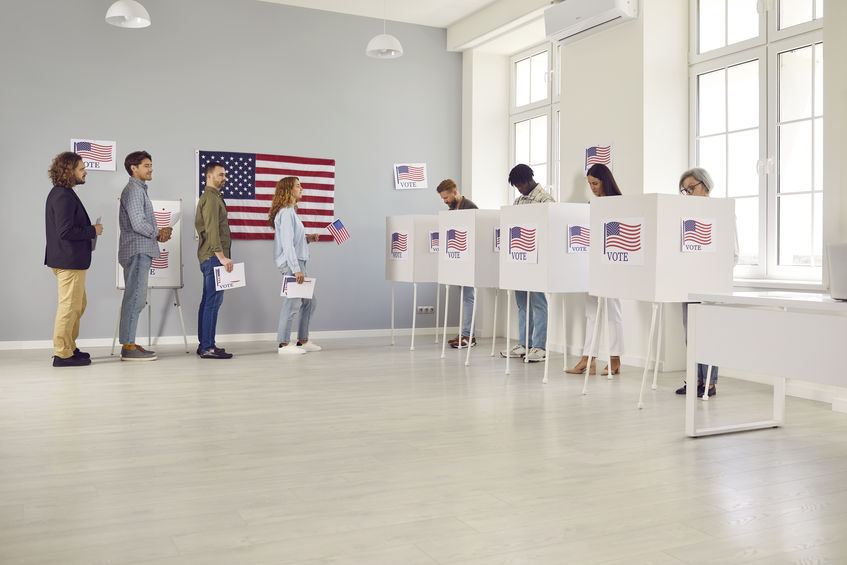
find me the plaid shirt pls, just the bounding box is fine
[118,178,160,265]
[513,182,555,205]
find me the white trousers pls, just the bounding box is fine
[582,294,623,356]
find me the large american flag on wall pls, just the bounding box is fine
[197,150,336,240]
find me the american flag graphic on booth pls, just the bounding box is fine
[683,219,712,245]
[198,150,335,241]
[151,250,169,270]
[446,229,468,252]
[154,209,171,229]
[430,231,439,252]
[73,141,114,163]
[585,145,611,169]
[495,228,500,252]
[569,225,590,247]
[604,221,642,252]
[391,232,408,253]
[509,226,536,253]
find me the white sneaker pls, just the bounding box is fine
[298,342,321,352]
[278,344,306,355]
[525,347,546,362]
[500,345,527,358]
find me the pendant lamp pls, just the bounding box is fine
[105,0,151,28]
[366,1,403,59]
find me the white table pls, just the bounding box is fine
[685,291,847,437]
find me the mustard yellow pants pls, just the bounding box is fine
[52,268,87,359]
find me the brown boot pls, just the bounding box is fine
[566,356,597,374]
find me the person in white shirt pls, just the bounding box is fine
[269,176,321,355]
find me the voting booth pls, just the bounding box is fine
[385,215,439,349]
[498,202,590,380]
[588,194,735,406]
[437,209,500,363]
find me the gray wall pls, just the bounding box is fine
[0,0,461,342]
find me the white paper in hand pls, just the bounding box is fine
[280,276,316,298]
[92,215,102,250]
[214,262,246,291]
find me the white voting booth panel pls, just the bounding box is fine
[385,215,438,283]
[498,203,589,293]
[437,209,500,289]
[589,194,734,303]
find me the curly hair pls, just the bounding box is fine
[48,152,82,187]
[267,176,299,227]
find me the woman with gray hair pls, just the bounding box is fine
[675,167,726,397]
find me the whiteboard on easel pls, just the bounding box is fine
[116,199,184,289]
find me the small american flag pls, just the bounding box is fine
[683,220,712,245]
[569,225,590,247]
[74,141,113,163]
[327,218,349,244]
[430,231,439,250]
[396,165,425,182]
[604,221,641,252]
[391,232,408,252]
[151,249,169,270]
[446,229,467,252]
[585,145,611,169]
[509,226,536,253]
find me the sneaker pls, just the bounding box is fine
[500,345,527,358]
[676,383,717,397]
[675,383,688,395]
[447,335,461,347]
[197,346,226,356]
[525,347,546,362]
[121,345,158,361]
[450,336,477,349]
[297,342,322,352]
[278,344,306,355]
[72,348,90,359]
[53,355,91,367]
[200,348,233,359]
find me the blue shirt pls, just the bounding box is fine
[118,177,159,265]
[273,207,309,273]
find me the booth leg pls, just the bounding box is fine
[390,281,395,346]
[637,302,659,409]
[490,289,498,357]
[542,293,551,384]
[505,289,511,376]
[651,302,664,390]
[465,287,477,367]
[434,283,440,344]
[410,283,417,351]
[582,297,603,395]
[111,289,122,356]
[562,296,567,372]
[147,287,152,347]
[457,286,464,351]
[173,289,189,353]
[603,298,613,380]
[524,292,531,364]
[440,285,450,359]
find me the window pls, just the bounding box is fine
[690,0,823,281]
[509,44,560,202]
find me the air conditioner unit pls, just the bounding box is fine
[544,0,638,45]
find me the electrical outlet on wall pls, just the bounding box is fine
[416,306,435,314]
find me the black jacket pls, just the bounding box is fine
[44,186,96,269]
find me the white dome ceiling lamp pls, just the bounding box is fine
[105,0,151,28]
[366,0,403,59]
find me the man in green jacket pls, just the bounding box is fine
[195,161,234,359]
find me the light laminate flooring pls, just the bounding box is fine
[2,337,847,564]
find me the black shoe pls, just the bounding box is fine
[698,384,716,398]
[53,355,91,367]
[72,348,90,359]
[675,384,687,395]
[200,349,233,359]
[197,346,227,356]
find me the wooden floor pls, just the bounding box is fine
[2,337,847,564]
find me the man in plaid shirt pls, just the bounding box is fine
[117,151,172,361]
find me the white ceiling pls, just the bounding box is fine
[256,0,501,29]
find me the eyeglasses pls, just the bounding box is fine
[679,182,703,195]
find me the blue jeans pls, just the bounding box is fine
[198,256,225,351]
[682,302,718,384]
[278,260,316,344]
[119,253,152,345]
[461,286,476,337]
[514,290,547,349]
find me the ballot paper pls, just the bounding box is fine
[92,215,102,250]
[213,262,246,291]
[167,210,182,228]
[280,276,316,299]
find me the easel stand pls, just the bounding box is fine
[582,297,613,395]
[637,302,665,409]
[111,288,189,355]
